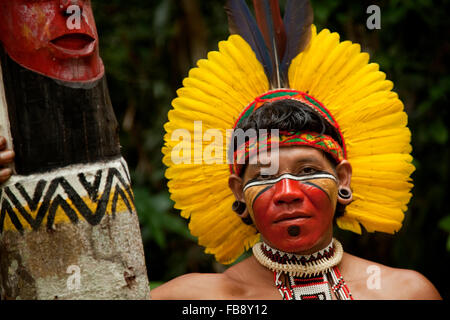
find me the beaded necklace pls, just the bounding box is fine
[252,238,353,300]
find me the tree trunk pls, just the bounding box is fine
[0,50,150,300]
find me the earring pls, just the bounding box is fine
[232,201,246,214]
[232,201,253,225]
[241,216,254,225]
[338,187,352,200]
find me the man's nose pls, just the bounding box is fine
[272,178,305,205]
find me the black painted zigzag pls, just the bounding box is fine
[0,167,135,234]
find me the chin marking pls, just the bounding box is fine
[287,225,300,237]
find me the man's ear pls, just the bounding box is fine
[335,160,353,205]
[228,174,252,223]
[228,174,245,203]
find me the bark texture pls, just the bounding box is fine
[0,51,120,175]
[0,208,148,300]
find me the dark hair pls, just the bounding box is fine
[229,99,343,168]
[230,99,346,218]
[235,99,342,145]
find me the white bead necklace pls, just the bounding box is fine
[252,238,343,277]
[253,238,353,300]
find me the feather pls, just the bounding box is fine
[253,0,286,59]
[225,0,273,81]
[281,0,313,86]
[162,17,415,263]
[253,0,286,87]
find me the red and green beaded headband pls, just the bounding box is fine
[232,131,344,176]
[230,89,347,175]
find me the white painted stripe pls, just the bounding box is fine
[243,172,337,191]
[1,157,130,202]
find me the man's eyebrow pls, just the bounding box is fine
[294,157,321,164]
[251,156,321,166]
[248,157,320,172]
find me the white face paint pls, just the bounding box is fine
[243,172,338,191]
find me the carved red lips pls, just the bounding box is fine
[50,33,96,57]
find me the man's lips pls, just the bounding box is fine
[50,33,96,57]
[273,212,312,224]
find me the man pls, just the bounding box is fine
[157,0,442,300]
[0,100,442,300]
[154,97,441,300]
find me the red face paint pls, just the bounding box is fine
[0,0,104,82]
[247,176,337,253]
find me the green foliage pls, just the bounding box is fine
[149,281,164,291]
[134,187,193,249]
[439,215,450,251]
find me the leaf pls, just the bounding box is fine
[149,281,165,290]
[133,186,192,248]
[429,120,448,145]
[438,215,450,232]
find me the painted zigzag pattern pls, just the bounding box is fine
[0,163,135,234]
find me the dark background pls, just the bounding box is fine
[91,0,450,299]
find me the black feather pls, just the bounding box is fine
[253,0,284,88]
[225,0,273,81]
[280,0,314,86]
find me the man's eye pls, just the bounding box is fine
[259,173,274,180]
[301,167,317,174]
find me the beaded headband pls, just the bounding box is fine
[230,89,347,176]
[232,130,344,176]
[234,89,342,134]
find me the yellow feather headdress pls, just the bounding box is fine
[162,0,414,264]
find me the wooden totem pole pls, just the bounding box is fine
[0,0,150,299]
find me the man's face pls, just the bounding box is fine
[242,146,338,254]
[0,0,104,82]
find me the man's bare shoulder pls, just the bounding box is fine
[341,253,442,300]
[150,256,279,300]
[386,268,442,300]
[150,272,235,300]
